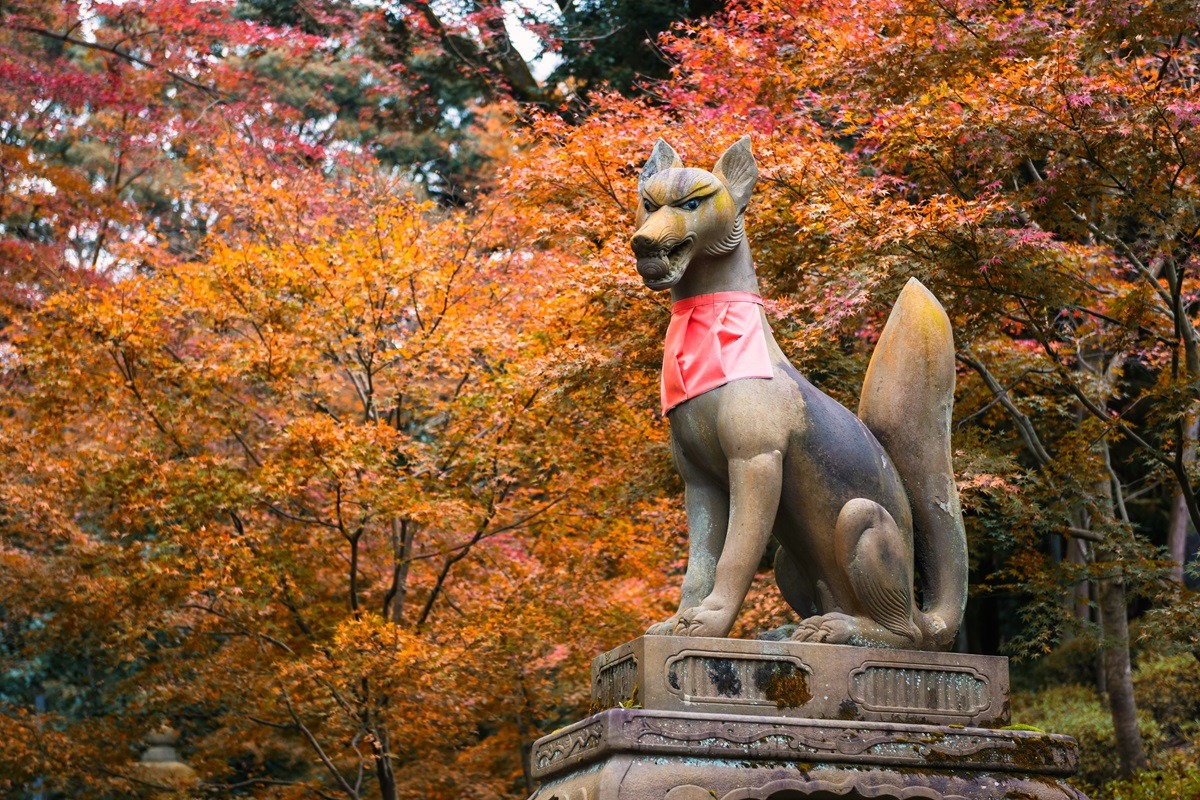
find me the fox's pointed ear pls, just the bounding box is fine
[639,138,683,189]
[713,136,758,214]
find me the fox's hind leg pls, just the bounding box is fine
[792,498,921,647]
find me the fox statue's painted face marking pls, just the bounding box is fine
[630,136,759,290]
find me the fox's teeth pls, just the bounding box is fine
[666,237,694,260]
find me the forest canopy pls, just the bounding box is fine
[1,1,1198,798]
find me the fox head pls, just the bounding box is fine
[630,136,759,291]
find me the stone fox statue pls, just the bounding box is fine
[630,136,968,650]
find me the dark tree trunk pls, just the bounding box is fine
[376,752,399,800]
[1068,531,1091,624]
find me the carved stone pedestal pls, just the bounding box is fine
[528,637,1087,800]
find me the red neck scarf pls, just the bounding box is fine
[661,291,774,415]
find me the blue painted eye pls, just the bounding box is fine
[681,198,701,211]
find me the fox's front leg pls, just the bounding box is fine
[675,449,783,638]
[647,442,729,635]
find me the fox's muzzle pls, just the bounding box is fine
[630,233,665,259]
[636,256,669,283]
[630,232,695,289]
[631,233,675,283]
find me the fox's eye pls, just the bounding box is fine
[681,198,702,211]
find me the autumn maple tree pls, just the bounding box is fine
[0,164,680,797]
[0,3,681,797]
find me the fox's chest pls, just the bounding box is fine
[667,371,800,483]
[668,390,729,481]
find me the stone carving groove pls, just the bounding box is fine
[849,662,990,716]
[593,653,638,708]
[716,775,1087,800]
[533,721,603,773]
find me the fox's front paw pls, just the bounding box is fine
[672,601,733,638]
[646,617,680,636]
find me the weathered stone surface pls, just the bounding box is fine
[592,636,1010,728]
[530,638,1088,798]
[529,707,1085,800]
[535,708,1073,779]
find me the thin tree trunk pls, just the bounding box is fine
[1068,523,1091,624]
[1167,413,1198,583]
[384,517,414,624]
[1167,487,1190,583]
[516,699,535,796]
[1095,441,1148,775]
[1095,559,1147,774]
[963,353,1147,771]
[1065,403,1091,628]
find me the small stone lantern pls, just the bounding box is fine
[136,726,197,786]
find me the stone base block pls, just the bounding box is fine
[592,636,1011,727]
[530,708,1086,800]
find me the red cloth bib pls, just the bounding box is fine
[661,291,774,415]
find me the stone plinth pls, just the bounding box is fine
[530,707,1084,800]
[529,637,1088,800]
[592,636,1010,727]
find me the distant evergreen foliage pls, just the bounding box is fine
[552,0,725,95]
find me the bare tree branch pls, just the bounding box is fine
[16,25,225,100]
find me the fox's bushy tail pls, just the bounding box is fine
[858,278,967,651]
